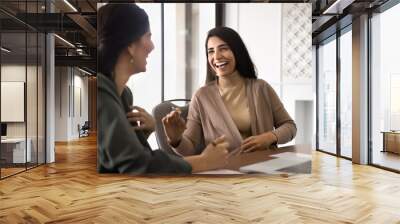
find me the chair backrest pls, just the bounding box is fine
[82,121,90,129]
[152,99,193,155]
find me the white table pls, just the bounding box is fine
[196,145,312,175]
[1,138,32,163]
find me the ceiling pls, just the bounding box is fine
[311,0,391,44]
[0,0,395,72]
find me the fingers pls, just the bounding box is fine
[240,140,255,151]
[216,142,229,149]
[127,111,145,121]
[127,111,146,121]
[242,136,254,144]
[133,125,146,131]
[162,110,184,128]
[213,135,226,145]
[240,140,260,153]
[241,140,265,153]
[132,106,145,112]
[127,116,145,123]
[171,106,182,114]
[242,145,258,153]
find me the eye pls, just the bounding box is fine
[207,49,214,55]
[220,46,229,51]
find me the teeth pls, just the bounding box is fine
[215,62,228,68]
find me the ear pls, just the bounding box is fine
[127,43,136,58]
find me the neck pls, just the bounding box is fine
[218,70,243,89]
[113,59,134,96]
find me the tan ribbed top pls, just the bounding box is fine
[218,72,251,139]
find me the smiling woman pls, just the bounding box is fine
[163,27,297,157]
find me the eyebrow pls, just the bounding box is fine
[207,44,229,51]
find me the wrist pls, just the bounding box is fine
[263,132,277,145]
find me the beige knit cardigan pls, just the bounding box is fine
[173,78,297,156]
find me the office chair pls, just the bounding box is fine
[78,121,90,138]
[152,99,204,156]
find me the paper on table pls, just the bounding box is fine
[195,169,245,175]
[239,152,311,174]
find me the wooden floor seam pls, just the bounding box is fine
[1,135,400,223]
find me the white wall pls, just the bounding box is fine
[225,3,313,145]
[225,3,282,86]
[1,63,46,163]
[54,67,89,141]
[1,65,36,137]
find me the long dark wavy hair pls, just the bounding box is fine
[205,27,257,83]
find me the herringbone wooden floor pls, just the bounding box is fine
[1,135,400,223]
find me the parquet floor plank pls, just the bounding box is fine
[0,135,399,223]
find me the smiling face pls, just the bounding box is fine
[207,36,237,78]
[129,31,154,74]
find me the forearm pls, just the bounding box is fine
[183,154,207,173]
[272,121,297,144]
[261,131,278,146]
[170,136,197,156]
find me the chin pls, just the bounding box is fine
[139,66,147,73]
[216,72,229,77]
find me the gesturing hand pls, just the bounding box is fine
[162,108,186,146]
[126,106,155,133]
[240,132,277,153]
[201,135,229,170]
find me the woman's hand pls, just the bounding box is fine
[200,135,229,170]
[240,132,277,153]
[162,108,186,146]
[126,106,155,133]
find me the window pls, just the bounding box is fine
[126,3,216,149]
[370,2,400,171]
[340,28,352,158]
[164,3,215,100]
[317,36,337,154]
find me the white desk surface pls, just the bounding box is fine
[1,138,28,143]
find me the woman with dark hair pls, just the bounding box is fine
[97,4,229,174]
[163,27,297,156]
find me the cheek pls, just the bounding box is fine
[207,57,213,66]
[229,55,236,67]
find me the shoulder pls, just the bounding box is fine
[192,81,217,100]
[97,73,123,109]
[249,78,273,90]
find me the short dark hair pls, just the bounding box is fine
[205,27,257,83]
[97,3,149,77]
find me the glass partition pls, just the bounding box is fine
[371,3,400,171]
[339,28,352,158]
[317,36,337,154]
[0,1,46,179]
[1,30,28,177]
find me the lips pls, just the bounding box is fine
[215,62,228,68]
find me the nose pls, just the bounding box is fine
[214,49,222,60]
[149,39,155,53]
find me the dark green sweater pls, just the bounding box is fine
[97,73,192,174]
